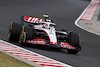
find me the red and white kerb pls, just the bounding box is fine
[0,40,72,67]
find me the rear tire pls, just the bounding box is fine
[67,31,81,54]
[8,22,22,42]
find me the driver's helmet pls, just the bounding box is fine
[43,14,49,19]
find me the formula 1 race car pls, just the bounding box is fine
[8,15,81,54]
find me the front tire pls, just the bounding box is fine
[19,25,34,45]
[67,31,81,54]
[8,22,22,42]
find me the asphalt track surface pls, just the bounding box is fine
[0,0,100,67]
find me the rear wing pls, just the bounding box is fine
[21,16,51,23]
[21,16,43,23]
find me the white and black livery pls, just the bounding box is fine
[8,16,81,54]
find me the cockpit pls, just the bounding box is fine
[34,22,56,29]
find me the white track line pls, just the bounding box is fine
[0,40,73,67]
[75,0,93,27]
[0,1,94,67]
[74,0,100,36]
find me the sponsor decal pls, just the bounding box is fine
[26,39,46,45]
[24,16,43,23]
[50,42,57,45]
[24,16,51,23]
[60,42,76,49]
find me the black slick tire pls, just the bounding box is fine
[8,22,22,42]
[67,31,81,54]
[19,25,34,45]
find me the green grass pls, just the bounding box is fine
[0,51,34,67]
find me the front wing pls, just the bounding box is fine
[26,38,76,50]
